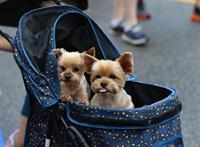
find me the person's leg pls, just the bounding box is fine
[124,0,138,27]
[5,116,28,147]
[197,0,200,7]
[110,0,125,34]
[137,0,151,20]
[191,0,200,22]
[15,95,30,147]
[121,0,148,45]
[15,116,28,147]
[111,0,125,23]
[5,96,30,147]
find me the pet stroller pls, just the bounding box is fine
[4,4,184,147]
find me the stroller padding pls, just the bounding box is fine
[125,81,172,107]
[66,81,181,129]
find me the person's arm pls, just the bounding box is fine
[0,36,12,52]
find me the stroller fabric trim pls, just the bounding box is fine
[66,81,182,129]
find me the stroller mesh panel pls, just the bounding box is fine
[21,7,75,73]
[55,13,104,59]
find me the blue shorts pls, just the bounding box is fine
[21,95,30,117]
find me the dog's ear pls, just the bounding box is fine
[82,53,98,73]
[117,52,134,75]
[52,48,65,58]
[84,47,96,57]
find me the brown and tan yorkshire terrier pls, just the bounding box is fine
[53,47,95,105]
[84,52,134,109]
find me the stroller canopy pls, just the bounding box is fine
[13,5,181,109]
[14,6,121,107]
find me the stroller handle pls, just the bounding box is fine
[69,126,89,147]
[55,102,90,147]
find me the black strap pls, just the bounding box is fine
[46,110,64,146]
[69,126,89,147]
[52,102,89,147]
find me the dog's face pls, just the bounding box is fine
[84,52,134,95]
[57,51,85,87]
[91,60,126,94]
[53,48,95,88]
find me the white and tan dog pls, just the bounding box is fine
[83,52,134,109]
[53,47,95,105]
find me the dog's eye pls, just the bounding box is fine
[109,74,116,80]
[95,75,101,79]
[73,67,79,72]
[61,66,66,71]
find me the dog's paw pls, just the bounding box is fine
[60,95,70,102]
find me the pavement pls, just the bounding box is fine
[176,0,195,4]
[0,0,200,146]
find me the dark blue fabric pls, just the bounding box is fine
[68,114,183,146]
[64,81,184,146]
[21,95,30,117]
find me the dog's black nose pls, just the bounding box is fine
[101,83,107,88]
[65,76,71,81]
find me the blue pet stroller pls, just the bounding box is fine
[4,4,184,147]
